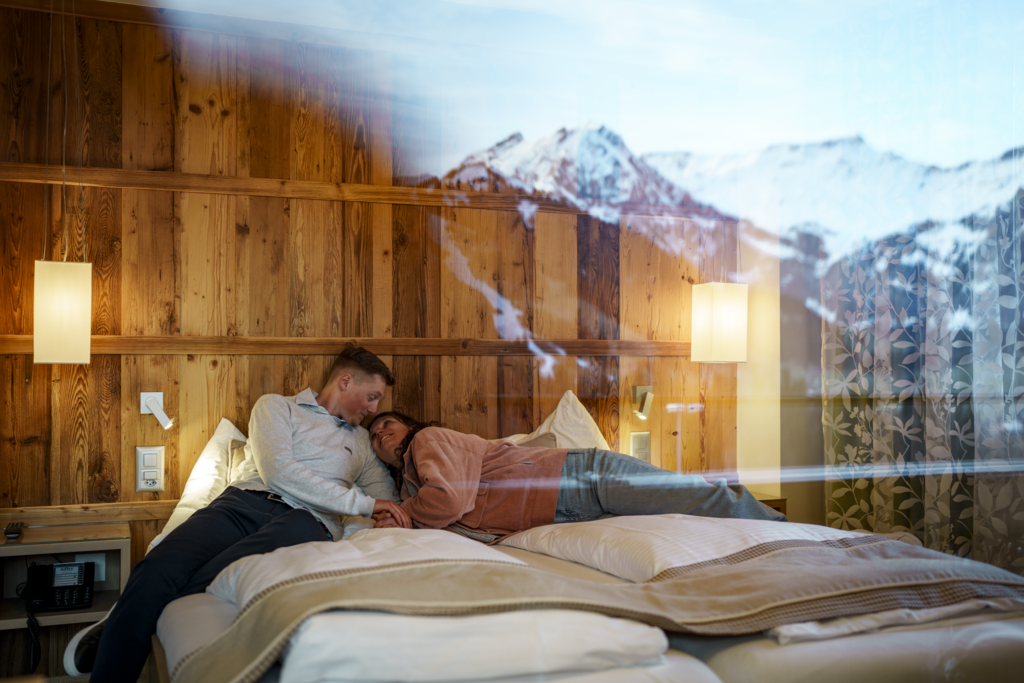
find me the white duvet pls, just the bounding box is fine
[206,528,670,683]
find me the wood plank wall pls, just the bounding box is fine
[0,5,738,518]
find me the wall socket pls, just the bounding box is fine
[630,431,651,462]
[136,446,165,492]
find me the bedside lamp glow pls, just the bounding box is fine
[33,260,93,364]
[690,282,748,363]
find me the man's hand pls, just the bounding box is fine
[372,499,411,529]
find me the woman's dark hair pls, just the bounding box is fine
[367,411,438,493]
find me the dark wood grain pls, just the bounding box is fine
[390,204,426,418]
[0,181,43,335]
[75,16,122,169]
[51,362,89,504]
[496,210,535,436]
[577,214,621,449]
[0,354,50,508]
[87,353,120,502]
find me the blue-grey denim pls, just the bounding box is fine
[554,449,786,523]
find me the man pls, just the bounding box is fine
[66,345,410,683]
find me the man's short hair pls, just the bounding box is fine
[328,345,395,386]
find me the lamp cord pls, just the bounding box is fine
[71,0,86,263]
[60,0,69,262]
[41,0,54,262]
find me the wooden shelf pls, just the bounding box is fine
[0,523,131,632]
[0,589,119,630]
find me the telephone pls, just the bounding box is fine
[23,562,95,613]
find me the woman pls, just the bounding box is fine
[368,412,785,540]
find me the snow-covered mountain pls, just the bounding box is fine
[644,137,1024,259]
[444,124,729,222]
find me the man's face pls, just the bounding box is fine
[335,373,386,426]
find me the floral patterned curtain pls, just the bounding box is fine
[822,191,1024,575]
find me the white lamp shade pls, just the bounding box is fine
[34,260,92,364]
[690,282,747,363]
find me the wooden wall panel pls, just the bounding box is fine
[1,9,50,165]
[496,210,535,436]
[120,354,179,501]
[533,212,578,424]
[179,354,240,485]
[440,208,500,438]
[0,355,49,508]
[0,181,43,335]
[577,214,620,450]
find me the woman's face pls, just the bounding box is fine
[369,416,411,467]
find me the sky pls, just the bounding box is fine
[121,0,1024,174]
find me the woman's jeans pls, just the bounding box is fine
[554,449,786,523]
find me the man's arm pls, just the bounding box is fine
[399,436,482,528]
[248,395,375,517]
[352,430,400,503]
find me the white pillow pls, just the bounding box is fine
[148,418,246,551]
[499,514,876,583]
[280,609,667,683]
[501,390,610,450]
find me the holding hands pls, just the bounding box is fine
[372,499,411,529]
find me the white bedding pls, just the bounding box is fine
[158,534,1024,683]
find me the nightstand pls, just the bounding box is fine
[752,492,787,517]
[0,523,130,630]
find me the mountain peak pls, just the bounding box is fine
[444,124,728,221]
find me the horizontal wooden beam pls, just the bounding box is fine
[0,500,178,526]
[0,335,692,357]
[0,162,719,219]
[0,162,580,214]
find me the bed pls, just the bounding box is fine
[147,393,1024,683]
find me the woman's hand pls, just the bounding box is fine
[373,513,401,529]
[372,499,411,528]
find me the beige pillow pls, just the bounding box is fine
[503,390,609,450]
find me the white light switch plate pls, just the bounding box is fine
[630,431,651,462]
[136,446,165,492]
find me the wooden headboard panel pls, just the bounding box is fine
[0,0,737,511]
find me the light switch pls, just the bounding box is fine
[630,431,651,462]
[136,446,165,492]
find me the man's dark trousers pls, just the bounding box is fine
[90,486,328,683]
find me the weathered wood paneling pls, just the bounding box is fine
[577,214,621,450]
[0,3,733,514]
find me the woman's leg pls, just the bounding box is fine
[555,449,785,523]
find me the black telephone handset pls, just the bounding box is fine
[23,562,95,613]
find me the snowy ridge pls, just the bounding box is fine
[444,124,728,222]
[644,137,1024,258]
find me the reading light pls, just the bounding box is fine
[142,392,174,430]
[632,385,653,420]
[33,261,93,364]
[690,282,748,363]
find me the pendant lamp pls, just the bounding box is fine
[691,226,747,363]
[34,2,92,365]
